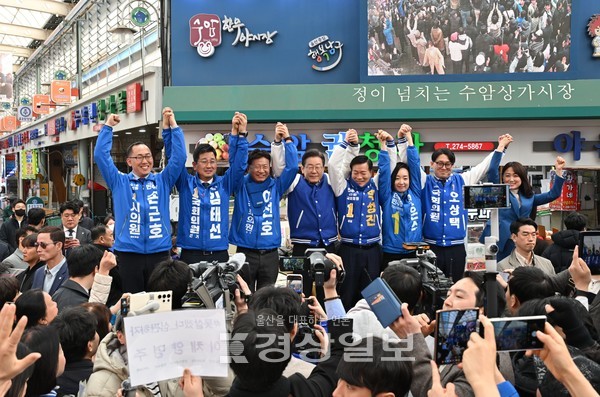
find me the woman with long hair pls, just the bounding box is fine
[21,325,65,397]
[484,156,566,261]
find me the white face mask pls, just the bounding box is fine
[107,224,114,231]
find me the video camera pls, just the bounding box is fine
[279,248,345,287]
[181,253,247,318]
[394,242,453,319]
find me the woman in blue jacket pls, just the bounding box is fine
[378,125,422,268]
[485,156,566,261]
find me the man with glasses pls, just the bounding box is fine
[397,134,512,281]
[60,201,92,254]
[94,108,186,293]
[31,226,68,295]
[164,112,248,264]
[230,122,298,292]
[498,217,557,276]
[273,148,338,299]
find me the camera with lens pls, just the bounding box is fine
[182,253,247,315]
[397,242,453,319]
[305,248,345,287]
[485,237,499,257]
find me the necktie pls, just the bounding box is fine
[45,268,52,277]
[202,182,210,189]
[67,229,74,238]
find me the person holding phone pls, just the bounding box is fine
[483,156,566,261]
[377,125,422,267]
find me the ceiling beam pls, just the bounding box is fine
[0,23,51,41]
[0,0,74,17]
[0,44,34,58]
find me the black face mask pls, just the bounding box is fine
[14,209,26,217]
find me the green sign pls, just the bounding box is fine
[164,79,600,122]
[26,196,44,212]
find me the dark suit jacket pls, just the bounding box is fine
[74,227,92,245]
[31,261,69,295]
[52,279,89,312]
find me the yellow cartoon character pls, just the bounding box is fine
[588,14,600,57]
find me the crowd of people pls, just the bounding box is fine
[368,0,572,75]
[0,107,598,396]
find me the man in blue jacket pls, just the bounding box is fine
[94,108,186,293]
[230,122,298,292]
[329,129,393,310]
[165,112,248,264]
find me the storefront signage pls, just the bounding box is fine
[17,106,33,122]
[20,150,38,180]
[433,142,495,152]
[308,35,343,72]
[553,130,600,160]
[127,83,142,113]
[50,80,72,104]
[549,170,579,211]
[32,94,50,115]
[26,196,44,211]
[190,13,277,58]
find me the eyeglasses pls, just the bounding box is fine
[435,161,454,169]
[304,165,323,172]
[34,242,56,249]
[128,154,153,162]
[198,159,217,166]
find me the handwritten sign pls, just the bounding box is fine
[123,309,228,386]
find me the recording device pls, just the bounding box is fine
[182,253,247,313]
[294,297,321,360]
[579,231,600,274]
[483,316,546,352]
[397,242,453,319]
[434,309,479,365]
[463,184,510,209]
[287,274,303,295]
[278,249,345,287]
[306,248,345,287]
[120,291,172,317]
[279,256,305,271]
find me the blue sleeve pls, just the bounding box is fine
[162,127,187,189]
[378,150,392,204]
[94,125,120,188]
[497,381,519,397]
[407,146,422,199]
[223,135,248,194]
[161,126,187,187]
[533,175,565,206]
[487,150,503,183]
[276,141,299,195]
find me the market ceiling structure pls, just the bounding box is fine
[0,0,76,71]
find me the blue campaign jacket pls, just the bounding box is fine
[164,133,248,252]
[378,148,422,254]
[94,125,186,254]
[287,174,338,247]
[229,142,298,249]
[483,163,566,260]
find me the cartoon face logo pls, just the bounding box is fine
[308,35,344,72]
[190,14,222,58]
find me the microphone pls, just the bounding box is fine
[227,253,246,271]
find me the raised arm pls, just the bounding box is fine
[462,134,512,185]
[328,129,359,197]
[396,126,426,189]
[377,131,393,204]
[160,108,187,187]
[224,113,249,193]
[275,123,299,195]
[271,118,286,178]
[94,114,122,188]
[533,156,566,205]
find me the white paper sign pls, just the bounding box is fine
[123,309,228,386]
